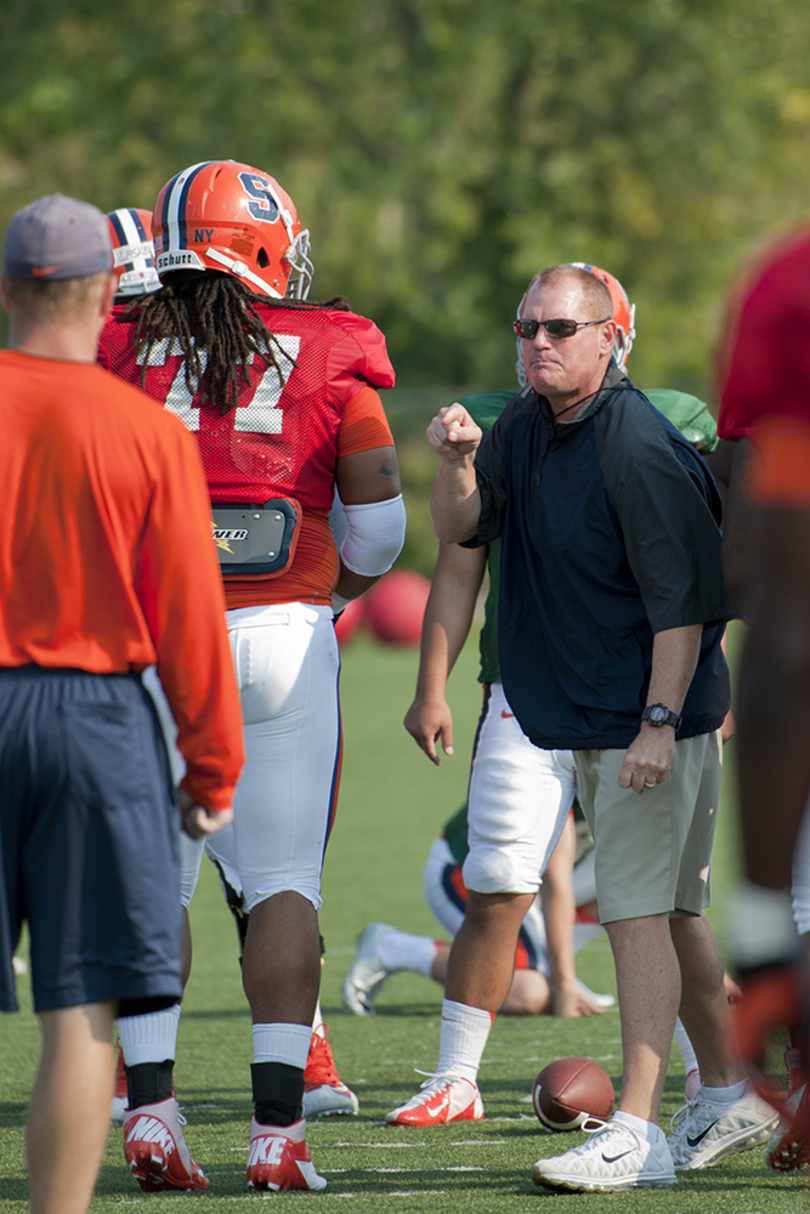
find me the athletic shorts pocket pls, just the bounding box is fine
[62,700,150,807]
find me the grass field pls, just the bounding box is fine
[0,628,806,1212]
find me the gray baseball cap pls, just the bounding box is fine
[3,193,113,281]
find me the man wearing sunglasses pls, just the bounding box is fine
[419,264,775,1192]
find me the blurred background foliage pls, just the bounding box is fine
[2,0,810,571]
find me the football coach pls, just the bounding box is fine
[426,263,775,1193]
[0,194,244,1214]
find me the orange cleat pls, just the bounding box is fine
[123,1097,209,1191]
[386,1074,484,1126]
[303,1024,359,1118]
[246,1116,327,1191]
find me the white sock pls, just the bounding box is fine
[673,1016,698,1074]
[118,1003,181,1066]
[378,929,440,977]
[436,998,493,1084]
[700,1078,748,1104]
[252,1022,311,1069]
[613,1108,663,1142]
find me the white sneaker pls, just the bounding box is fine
[532,1117,676,1192]
[668,1084,779,1170]
[341,923,395,1015]
[385,1074,484,1126]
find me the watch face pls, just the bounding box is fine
[649,706,666,724]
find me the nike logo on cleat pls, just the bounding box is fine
[427,1104,449,1118]
[686,1121,719,1147]
[501,710,515,718]
[601,1150,633,1163]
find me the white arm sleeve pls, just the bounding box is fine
[339,493,407,577]
[329,488,350,551]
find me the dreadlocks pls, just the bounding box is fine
[127,274,351,415]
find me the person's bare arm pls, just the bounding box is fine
[703,437,735,509]
[333,444,402,601]
[736,507,810,889]
[404,542,487,765]
[427,405,483,543]
[720,436,760,613]
[618,624,702,794]
[540,816,603,1017]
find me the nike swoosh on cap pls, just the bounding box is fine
[31,266,59,277]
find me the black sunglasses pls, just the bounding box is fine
[513,317,611,340]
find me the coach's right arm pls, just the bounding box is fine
[428,404,483,543]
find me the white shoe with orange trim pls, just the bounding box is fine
[303,1023,359,1118]
[246,1116,327,1191]
[123,1097,209,1191]
[766,1081,810,1172]
[385,1073,484,1126]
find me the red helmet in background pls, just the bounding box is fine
[107,207,161,298]
[152,160,313,300]
[568,262,636,369]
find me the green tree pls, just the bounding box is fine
[2,0,810,397]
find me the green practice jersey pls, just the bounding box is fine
[456,390,515,686]
[643,389,718,454]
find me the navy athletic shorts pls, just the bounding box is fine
[0,667,184,1013]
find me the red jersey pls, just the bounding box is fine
[99,303,395,609]
[718,223,810,445]
[0,352,244,810]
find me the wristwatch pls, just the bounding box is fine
[641,703,682,730]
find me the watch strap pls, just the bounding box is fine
[641,703,682,730]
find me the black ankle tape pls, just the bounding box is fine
[251,1061,304,1126]
[125,1059,174,1109]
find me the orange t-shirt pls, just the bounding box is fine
[0,351,244,809]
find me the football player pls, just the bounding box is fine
[99,160,406,1192]
[107,207,161,302]
[717,223,810,1170]
[343,807,610,1017]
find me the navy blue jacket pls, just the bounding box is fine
[469,364,733,750]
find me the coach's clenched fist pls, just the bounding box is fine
[426,404,483,462]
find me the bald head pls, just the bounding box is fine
[523,266,613,322]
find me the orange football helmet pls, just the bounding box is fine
[568,262,636,369]
[152,160,313,300]
[107,207,161,297]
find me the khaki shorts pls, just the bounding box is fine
[573,731,722,924]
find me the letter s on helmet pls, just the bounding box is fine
[152,160,313,300]
[107,208,161,297]
[568,263,636,370]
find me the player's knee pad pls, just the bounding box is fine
[462,847,537,897]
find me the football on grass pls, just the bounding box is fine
[532,1056,615,1131]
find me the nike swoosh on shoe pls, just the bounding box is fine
[687,1121,719,1147]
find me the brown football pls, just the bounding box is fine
[532,1056,615,1132]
